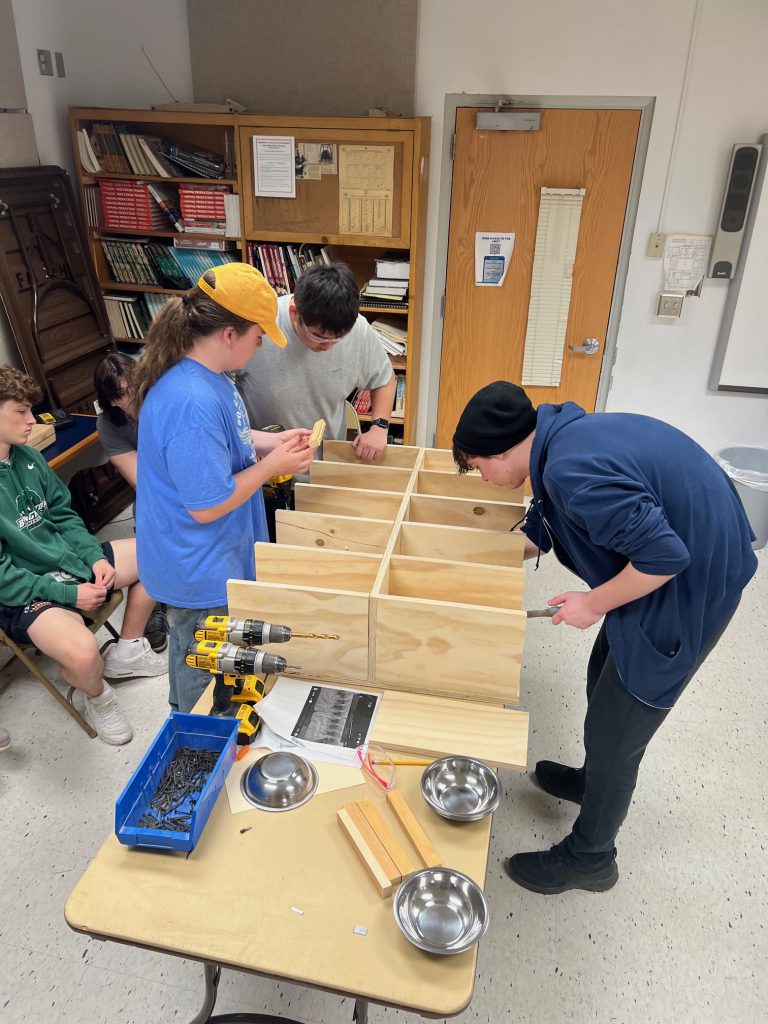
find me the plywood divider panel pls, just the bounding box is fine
[397,521,525,567]
[407,493,526,532]
[310,461,412,493]
[275,511,392,554]
[227,580,369,682]
[386,555,525,609]
[372,690,529,770]
[421,448,457,471]
[416,469,523,504]
[295,483,402,519]
[374,596,525,704]
[323,440,420,468]
[254,543,381,592]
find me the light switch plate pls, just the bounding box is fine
[54,51,66,78]
[647,232,666,259]
[37,49,53,76]
[657,292,684,318]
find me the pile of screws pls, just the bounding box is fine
[138,747,220,832]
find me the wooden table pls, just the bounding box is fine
[43,414,105,483]
[65,683,494,1023]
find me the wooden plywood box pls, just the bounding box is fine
[227,442,531,708]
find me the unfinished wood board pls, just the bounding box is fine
[373,595,524,704]
[386,790,441,868]
[309,418,326,449]
[372,690,529,770]
[323,439,420,468]
[396,521,525,567]
[386,555,526,609]
[345,802,402,886]
[275,511,393,554]
[407,493,526,532]
[295,483,402,519]
[227,579,369,682]
[416,469,523,504]
[310,461,412,493]
[337,808,394,897]
[255,542,381,593]
[421,448,457,471]
[357,797,416,878]
[28,423,56,451]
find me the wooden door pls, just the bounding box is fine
[436,107,640,447]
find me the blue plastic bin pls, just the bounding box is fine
[115,712,238,852]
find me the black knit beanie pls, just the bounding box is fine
[452,381,537,456]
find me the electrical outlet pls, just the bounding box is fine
[647,232,666,259]
[657,292,684,318]
[54,51,66,78]
[37,49,53,76]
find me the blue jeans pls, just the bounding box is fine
[167,604,227,713]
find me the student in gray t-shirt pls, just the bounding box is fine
[95,353,139,488]
[237,263,396,459]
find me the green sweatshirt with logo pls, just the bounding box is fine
[0,444,104,607]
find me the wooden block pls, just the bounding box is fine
[417,469,523,504]
[275,510,392,554]
[309,418,326,449]
[385,789,441,868]
[357,797,416,878]
[254,542,381,593]
[372,690,529,769]
[310,461,412,493]
[295,483,402,520]
[337,807,394,897]
[397,521,525,567]
[407,493,526,531]
[387,555,525,609]
[344,801,401,885]
[323,439,420,468]
[28,423,56,452]
[227,579,369,682]
[374,595,524,703]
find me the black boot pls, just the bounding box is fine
[505,845,618,895]
[534,760,585,804]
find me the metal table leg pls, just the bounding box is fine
[353,997,369,1023]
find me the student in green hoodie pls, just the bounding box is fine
[0,367,167,746]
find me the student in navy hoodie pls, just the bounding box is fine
[452,381,757,895]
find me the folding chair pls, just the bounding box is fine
[0,590,124,739]
[345,400,361,441]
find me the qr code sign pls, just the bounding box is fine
[489,243,501,255]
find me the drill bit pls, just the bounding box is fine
[290,631,341,640]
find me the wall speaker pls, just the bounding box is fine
[708,143,762,279]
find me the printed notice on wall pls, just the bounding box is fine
[339,144,394,236]
[475,232,515,286]
[253,136,296,198]
[663,233,712,294]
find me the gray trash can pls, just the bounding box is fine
[715,446,768,550]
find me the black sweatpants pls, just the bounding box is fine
[563,604,739,867]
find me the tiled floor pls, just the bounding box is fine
[1,514,765,1024]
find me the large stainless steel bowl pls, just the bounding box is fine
[393,868,489,955]
[240,751,318,812]
[420,756,501,821]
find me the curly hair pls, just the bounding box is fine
[0,366,42,405]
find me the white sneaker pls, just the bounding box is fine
[103,639,168,680]
[71,683,133,745]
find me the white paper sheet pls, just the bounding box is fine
[253,135,296,198]
[474,232,515,286]
[663,233,712,293]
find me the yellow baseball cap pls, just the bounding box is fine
[197,263,287,348]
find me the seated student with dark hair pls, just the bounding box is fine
[0,366,166,746]
[94,352,167,652]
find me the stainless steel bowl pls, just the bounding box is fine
[393,868,489,955]
[240,751,318,812]
[420,757,501,821]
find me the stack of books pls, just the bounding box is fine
[171,247,239,281]
[104,294,151,340]
[347,389,372,414]
[178,184,237,236]
[83,184,103,228]
[394,374,406,417]
[99,180,170,231]
[246,242,334,295]
[361,253,410,308]
[166,144,226,179]
[371,317,407,356]
[101,239,193,290]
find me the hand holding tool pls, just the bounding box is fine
[526,604,563,618]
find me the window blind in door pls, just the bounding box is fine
[521,187,586,387]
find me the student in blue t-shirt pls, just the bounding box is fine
[133,264,315,712]
[452,381,757,896]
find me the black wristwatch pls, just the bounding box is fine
[370,417,390,430]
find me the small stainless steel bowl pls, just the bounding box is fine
[420,757,501,822]
[240,751,318,812]
[393,868,489,955]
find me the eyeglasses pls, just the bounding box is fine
[299,320,344,345]
[355,743,397,792]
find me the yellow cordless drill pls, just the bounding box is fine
[194,615,340,645]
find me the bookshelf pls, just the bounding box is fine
[69,108,430,445]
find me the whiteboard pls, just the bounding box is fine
[710,133,768,393]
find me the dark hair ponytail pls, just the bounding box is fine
[133,271,256,408]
